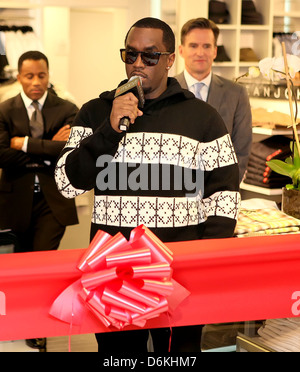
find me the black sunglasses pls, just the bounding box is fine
[120,49,172,66]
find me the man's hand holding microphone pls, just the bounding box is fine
[110,76,145,133]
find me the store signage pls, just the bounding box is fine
[241,82,300,101]
[292,291,300,317]
[0,291,6,316]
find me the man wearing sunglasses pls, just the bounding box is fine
[55,17,240,352]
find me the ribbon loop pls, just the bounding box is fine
[50,225,189,330]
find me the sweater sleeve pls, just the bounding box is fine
[55,101,124,199]
[199,110,241,239]
[0,111,33,168]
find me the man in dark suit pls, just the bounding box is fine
[0,51,79,254]
[175,18,252,183]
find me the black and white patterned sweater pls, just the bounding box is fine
[55,78,240,242]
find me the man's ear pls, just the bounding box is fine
[167,53,176,69]
[178,45,183,58]
[213,46,218,61]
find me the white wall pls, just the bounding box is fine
[175,0,208,73]
[43,7,70,91]
[41,0,152,106]
[68,8,128,107]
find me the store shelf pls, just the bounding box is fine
[253,127,300,136]
[240,25,271,31]
[244,126,298,200]
[238,61,259,67]
[0,2,40,9]
[218,24,238,30]
[236,333,276,352]
[213,62,236,67]
[274,12,300,18]
[207,0,300,79]
[240,182,283,196]
[175,0,300,79]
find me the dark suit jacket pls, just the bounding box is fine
[0,92,79,232]
[175,72,252,182]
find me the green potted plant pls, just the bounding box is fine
[267,142,300,218]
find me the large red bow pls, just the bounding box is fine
[50,225,190,330]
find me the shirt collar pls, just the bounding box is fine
[184,69,212,90]
[21,89,48,109]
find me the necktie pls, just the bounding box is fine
[30,101,44,139]
[194,82,205,100]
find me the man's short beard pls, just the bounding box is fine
[143,87,152,96]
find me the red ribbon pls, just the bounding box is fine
[49,225,189,330]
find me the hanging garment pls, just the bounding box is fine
[0,26,43,73]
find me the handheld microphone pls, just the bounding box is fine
[114,76,145,132]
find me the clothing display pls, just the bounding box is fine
[235,208,300,237]
[0,26,43,74]
[0,229,18,253]
[258,319,300,352]
[244,136,292,189]
[252,108,294,130]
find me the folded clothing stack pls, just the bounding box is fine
[244,136,292,189]
[0,229,18,253]
[235,208,300,237]
[258,319,300,352]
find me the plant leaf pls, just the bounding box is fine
[267,159,296,178]
[292,141,300,168]
[293,168,300,189]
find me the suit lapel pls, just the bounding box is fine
[176,72,189,90]
[10,92,60,137]
[12,94,31,136]
[207,74,225,112]
[177,72,225,111]
[41,92,57,133]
